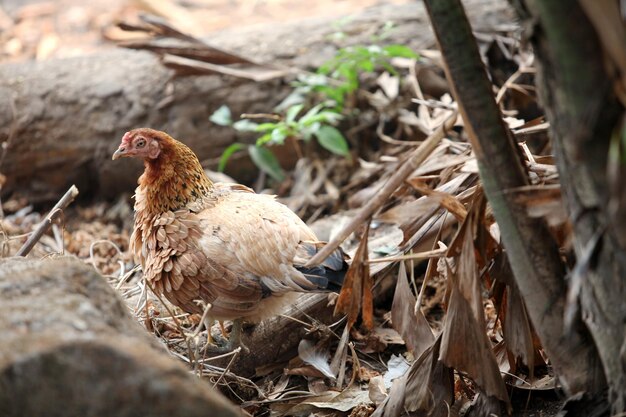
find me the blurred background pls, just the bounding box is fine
[0,0,409,63]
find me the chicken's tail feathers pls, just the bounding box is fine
[294,241,349,292]
[295,265,345,292]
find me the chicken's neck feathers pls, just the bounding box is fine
[136,142,214,215]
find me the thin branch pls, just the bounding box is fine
[16,185,79,257]
[366,247,447,264]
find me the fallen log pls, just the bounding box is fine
[0,0,513,202]
[0,256,242,417]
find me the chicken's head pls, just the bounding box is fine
[112,128,166,160]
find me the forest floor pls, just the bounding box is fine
[2,0,567,416]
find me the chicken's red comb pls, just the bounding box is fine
[121,131,133,145]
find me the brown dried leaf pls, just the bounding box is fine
[377,72,400,100]
[162,54,288,81]
[391,262,434,358]
[510,184,566,226]
[330,325,350,387]
[297,387,372,414]
[267,375,290,400]
[369,327,405,347]
[373,335,453,417]
[405,336,453,416]
[490,243,546,375]
[117,14,288,81]
[362,263,374,330]
[439,214,510,404]
[509,374,558,391]
[371,377,406,417]
[334,223,372,330]
[379,173,470,244]
[368,376,388,405]
[285,365,328,379]
[408,180,468,222]
[308,378,330,395]
[493,340,513,375]
[503,280,536,375]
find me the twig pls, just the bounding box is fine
[240,113,282,121]
[116,265,141,290]
[377,116,420,146]
[366,247,447,264]
[305,111,457,267]
[278,313,314,329]
[212,347,241,388]
[88,239,125,277]
[495,67,536,104]
[416,214,448,308]
[16,185,79,257]
[203,347,242,363]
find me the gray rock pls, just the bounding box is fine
[0,256,241,417]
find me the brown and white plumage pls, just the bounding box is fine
[113,128,346,325]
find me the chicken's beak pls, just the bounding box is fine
[112,147,127,160]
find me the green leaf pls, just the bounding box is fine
[315,125,350,156]
[256,132,273,146]
[317,60,335,75]
[233,119,259,132]
[298,73,329,87]
[316,86,345,108]
[270,125,289,144]
[358,59,374,72]
[275,90,306,112]
[285,104,304,124]
[209,105,232,126]
[248,145,285,182]
[298,103,325,125]
[336,62,358,81]
[301,111,343,126]
[218,143,244,172]
[382,45,418,58]
[255,122,280,132]
[301,122,322,141]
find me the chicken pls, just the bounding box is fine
[112,128,347,351]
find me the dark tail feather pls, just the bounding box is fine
[295,265,346,292]
[295,241,349,292]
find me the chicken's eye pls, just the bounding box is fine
[136,139,146,148]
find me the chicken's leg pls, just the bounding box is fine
[202,319,248,354]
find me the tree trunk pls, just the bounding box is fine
[0,256,242,417]
[512,0,626,411]
[0,0,514,203]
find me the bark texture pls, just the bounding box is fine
[0,0,514,202]
[513,0,626,411]
[0,256,242,417]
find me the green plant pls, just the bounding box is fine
[282,44,417,113]
[210,37,419,182]
[212,103,348,181]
